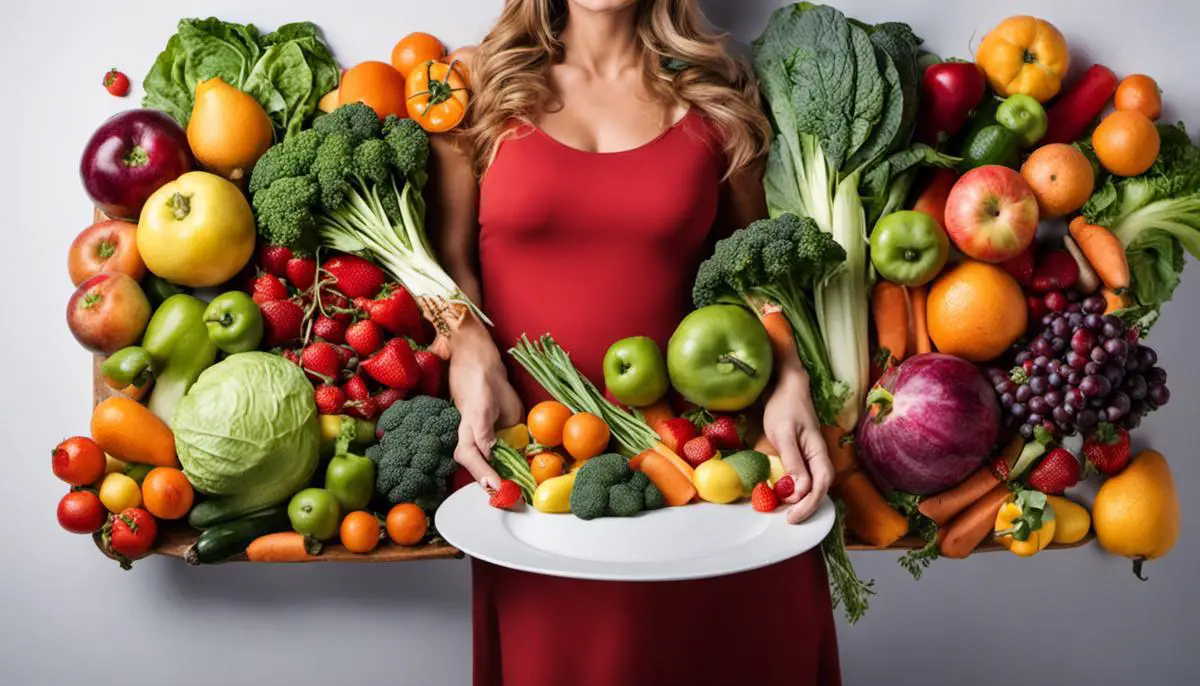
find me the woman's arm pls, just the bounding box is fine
[722,161,833,524]
[428,135,523,488]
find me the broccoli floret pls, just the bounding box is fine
[248,129,323,194]
[692,213,847,425]
[369,395,461,507]
[383,116,431,186]
[569,453,663,520]
[313,101,381,146]
[311,132,354,211]
[250,174,320,254]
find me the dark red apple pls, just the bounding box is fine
[66,272,151,354]
[80,109,193,221]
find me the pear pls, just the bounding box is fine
[186,78,273,182]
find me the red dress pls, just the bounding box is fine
[475,110,842,686]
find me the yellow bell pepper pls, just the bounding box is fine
[994,491,1057,557]
[975,15,1070,103]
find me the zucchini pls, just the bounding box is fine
[184,506,291,565]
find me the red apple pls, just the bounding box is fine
[943,165,1039,263]
[68,219,145,286]
[66,272,151,354]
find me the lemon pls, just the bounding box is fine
[693,459,743,504]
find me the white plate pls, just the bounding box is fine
[435,488,835,582]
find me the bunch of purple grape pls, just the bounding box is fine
[987,294,1170,439]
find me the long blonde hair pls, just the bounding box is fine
[466,0,770,177]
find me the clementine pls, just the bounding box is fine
[1092,110,1160,177]
[339,61,408,119]
[927,260,1028,362]
[1114,74,1162,121]
[1020,143,1095,218]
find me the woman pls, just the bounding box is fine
[431,1,840,684]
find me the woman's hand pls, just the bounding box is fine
[447,318,524,490]
[761,361,833,525]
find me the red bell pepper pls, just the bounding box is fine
[1042,64,1119,145]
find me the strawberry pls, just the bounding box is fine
[488,479,523,510]
[355,285,424,340]
[102,69,130,97]
[1026,295,1049,321]
[346,396,379,421]
[314,385,347,415]
[1000,244,1035,287]
[373,387,407,412]
[774,474,795,500]
[702,415,743,450]
[413,349,444,397]
[1083,423,1132,476]
[285,256,318,292]
[251,274,289,305]
[991,454,1013,481]
[260,300,304,348]
[311,315,346,344]
[344,319,385,357]
[259,244,294,278]
[1030,250,1080,293]
[361,340,421,390]
[280,348,301,366]
[681,436,717,468]
[341,374,370,402]
[335,344,357,369]
[325,255,386,299]
[1028,447,1081,494]
[301,342,343,383]
[751,481,780,512]
[654,418,698,454]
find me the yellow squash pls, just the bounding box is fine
[533,471,576,514]
[975,16,1070,102]
[137,171,256,287]
[1093,450,1180,578]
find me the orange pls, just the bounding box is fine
[1020,143,1095,218]
[527,400,573,447]
[386,503,428,546]
[339,61,408,120]
[1114,74,1162,121]
[391,32,446,80]
[927,260,1028,362]
[140,467,194,520]
[340,511,382,554]
[562,412,611,460]
[530,451,566,485]
[1092,110,1160,177]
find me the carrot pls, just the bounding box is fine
[636,450,697,507]
[836,471,910,548]
[821,425,859,487]
[759,306,796,362]
[937,484,1011,559]
[871,281,909,366]
[1101,287,1131,315]
[246,533,323,562]
[917,465,1002,526]
[912,168,957,229]
[651,442,695,480]
[638,400,676,431]
[908,285,932,355]
[1069,216,1130,293]
[91,397,178,468]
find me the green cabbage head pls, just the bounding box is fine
[175,352,320,526]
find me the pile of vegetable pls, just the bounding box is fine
[54,6,1188,627]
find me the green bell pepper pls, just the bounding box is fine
[995,94,1048,148]
[141,274,189,309]
[204,291,264,354]
[104,294,218,427]
[323,417,376,512]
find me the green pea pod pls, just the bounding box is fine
[959,124,1019,171]
[99,347,155,389]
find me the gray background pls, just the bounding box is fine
[1,0,1196,684]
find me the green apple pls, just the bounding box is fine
[287,488,341,541]
[667,305,773,412]
[603,336,669,407]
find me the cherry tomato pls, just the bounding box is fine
[52,436,106,486]
[99,472,141,513]
[57,491,106,534]
[339,511,382,554]
[108,508,158,560]
[405,60,469,133]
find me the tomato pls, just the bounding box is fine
[108,507,158,560]
[141,467,194,520]
[527,401,573,447]
[385,503,428,546]
[98,472,142,513]
[340,61,408,120]
[392,32,446,80]
[57,491,107,534]
[530,451,566,485]
[975,16,1070,103]
[561,413,611,461]
[51,436,107,486]
[339,511,382,554]
[405,60,469,133]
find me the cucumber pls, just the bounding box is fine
[188,489,287,529]
[184,506,291,565]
